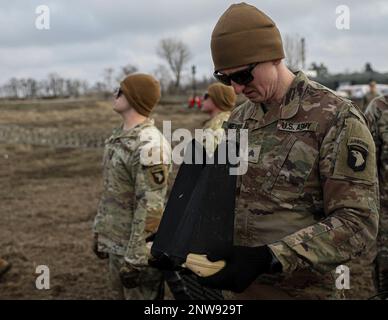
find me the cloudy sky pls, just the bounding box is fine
[0,0,387,86]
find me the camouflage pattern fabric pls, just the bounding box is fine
[363,92,380,112]
[93,118,171,299]
[365,95,388,297]
[365,95,388,248]
[225,71,379,299]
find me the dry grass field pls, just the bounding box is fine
[0,98,208,299]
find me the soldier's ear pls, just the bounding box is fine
[273,59,281,66]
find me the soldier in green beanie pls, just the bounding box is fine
[196,2,379,300]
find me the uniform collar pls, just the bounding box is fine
[111,118,154,140]
[243,71,310,129]
[280,71,309,119]
[213,111,231,121]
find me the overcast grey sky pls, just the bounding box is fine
[0,0,387,86]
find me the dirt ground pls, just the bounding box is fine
[0,98,208,299]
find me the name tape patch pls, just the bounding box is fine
[277,121,318,133]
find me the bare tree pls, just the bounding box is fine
[39,79,51,97]
[153,64,172,94]
[19,79,28,98]
[103,68,114,92]
[26,78,38,98]
[81,80,89,96]
[284,34,304,72]
[157,38,191,90]
[48,73,66,97]
[65,79,82,97]
[8,78,19,98]
[92,81,107,98]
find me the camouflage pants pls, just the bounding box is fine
[375,233,388,298]
[109,254,164,300]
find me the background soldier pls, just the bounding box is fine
[365,96,388,299]
[363,81,380,112]
[201,83,237,154]
[198,3,379,299]
[93,74,171,300]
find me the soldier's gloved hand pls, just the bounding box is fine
[119,263,141,289]
[147,233,183,271]
[198,245,281,293]
[92,233,108,260]
[148,253,183,271]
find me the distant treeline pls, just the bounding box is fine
[0,74,91,99]
[0,73,216,100]
[2,66,388,100]
[0,37,217,100]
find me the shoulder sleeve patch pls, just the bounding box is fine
[145,164,168,190]
[333,117,376,183]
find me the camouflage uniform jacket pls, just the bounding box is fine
[93,119,171,267]
[365,95,388,249]
[203,111,232,131]
[226,72,379,295]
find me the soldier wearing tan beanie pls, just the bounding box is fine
[93,72,171,300]
[194,2,379,301]
[209,2,293,106]
[120,73,161,117]
[206,83,236,112]
[201,83,236,153]
[211,2,284,72]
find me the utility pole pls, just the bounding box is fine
[191,65,197,98]
[301,38,306,70]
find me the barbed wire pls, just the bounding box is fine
[0,124,109,149]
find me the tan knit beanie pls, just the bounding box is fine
[211,2,285,71]
[208,83,236,111]
[120,74,161,116]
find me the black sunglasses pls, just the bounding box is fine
[203,93,209,100]
[213,63,258,86]
[113,87,123,99]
